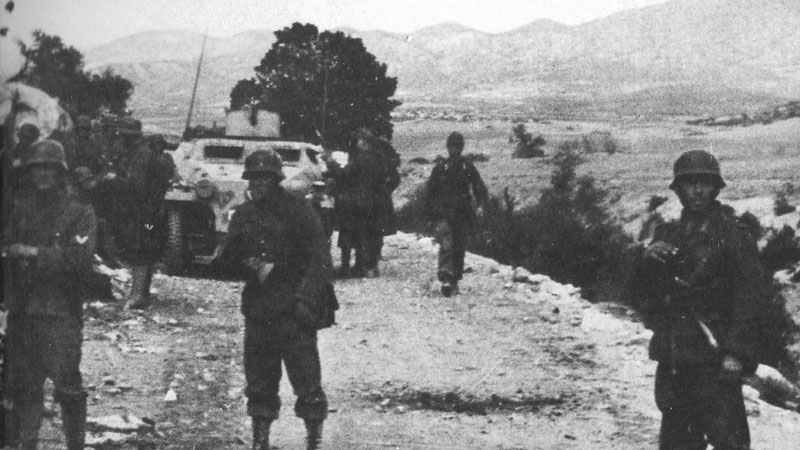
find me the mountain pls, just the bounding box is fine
[84,0,800,128]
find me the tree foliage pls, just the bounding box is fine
[231,22,400,148]
[13,30,133,117]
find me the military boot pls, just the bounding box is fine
[251,416,271,450]
[126,264,153,309]
[59,395,87,450]
[304,419,323,450]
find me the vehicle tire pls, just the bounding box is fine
[163,207,187,275]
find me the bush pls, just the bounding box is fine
[510,124,546,158]
[761,226,800,273]
[774,182,797,216]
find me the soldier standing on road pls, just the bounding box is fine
[633,150,770,450]
[328,129,385,278]
[217,150,337,450]
[424,131,488,297]
[2,139,96,450]
[371,136,401,269]
[102,134,175,308]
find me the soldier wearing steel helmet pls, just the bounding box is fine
[424,131,488,297]
[632,149,771,450]
[1,139,96,449]
[216,149,337,450]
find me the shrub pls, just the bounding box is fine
[761,226,800,273]
[774,182,797,216]
[510,124,546,158]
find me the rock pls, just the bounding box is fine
[87,414,151,432]
[86,431,131,446]
[164,389,178,402]
[512,266,535,283]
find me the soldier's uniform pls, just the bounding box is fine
[329,136,385,277]
[633,150,769,450]
[101,135,175,308]
[371,137,401,268]
[217,150,336,450]
[2,140,96,450]
[424,132,488,296]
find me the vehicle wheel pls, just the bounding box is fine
[163,208,187,275]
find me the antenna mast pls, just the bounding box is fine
[184,32,208,136]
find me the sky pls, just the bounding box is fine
[3,0,669,49]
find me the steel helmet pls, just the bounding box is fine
[23,139,68,171]
[242,149,284,180]
[446,131,464,150]
[669,150,725,190]
[17,123,40,141]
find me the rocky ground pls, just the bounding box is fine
[33,232,800,449]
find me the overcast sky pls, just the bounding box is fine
[5,0,669,49]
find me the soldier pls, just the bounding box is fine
[71,115,105,175]
[328,129,385,278]
[2,139,96,450]
[633,150,770,450]
[424,131,488,297]
[217,150,336,450]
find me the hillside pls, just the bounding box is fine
[82,0,800,130]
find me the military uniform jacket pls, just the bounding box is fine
[425,156,488,223]
[634,202,769,371]
[218,189,335,326]
[3,188,97,319]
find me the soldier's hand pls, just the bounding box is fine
[256,262,274,284]
[3,243,38,259]
[243,257,274,283]
[644,241,678,263]
[721,354,744,380]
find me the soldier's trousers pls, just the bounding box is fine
[5,314,86,447]
[435,219,467,283]
[655,362,750,450]
[244,318,328,421]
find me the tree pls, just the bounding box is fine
[230,78,260,110]
[13,30,133,117]
[232,23,400,148]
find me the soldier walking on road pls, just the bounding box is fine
[217,150,337,450]
[424,132,488,297]
[633,150,771,450]
[2,139,96,450]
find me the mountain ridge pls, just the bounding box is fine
[82,0,800,126]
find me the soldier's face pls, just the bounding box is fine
[447,144,463,158]
[30,165,61,191]
[677,176,718,213]
[248,174,280,202]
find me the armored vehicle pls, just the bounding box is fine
[162,109,327,274]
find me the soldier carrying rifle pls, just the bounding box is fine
[633,150,772,450]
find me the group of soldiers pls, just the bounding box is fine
[0,109,779,450]
[1,114,175,449]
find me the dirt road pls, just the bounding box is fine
[36,232,800,449]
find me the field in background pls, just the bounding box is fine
[392,117,800,223]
